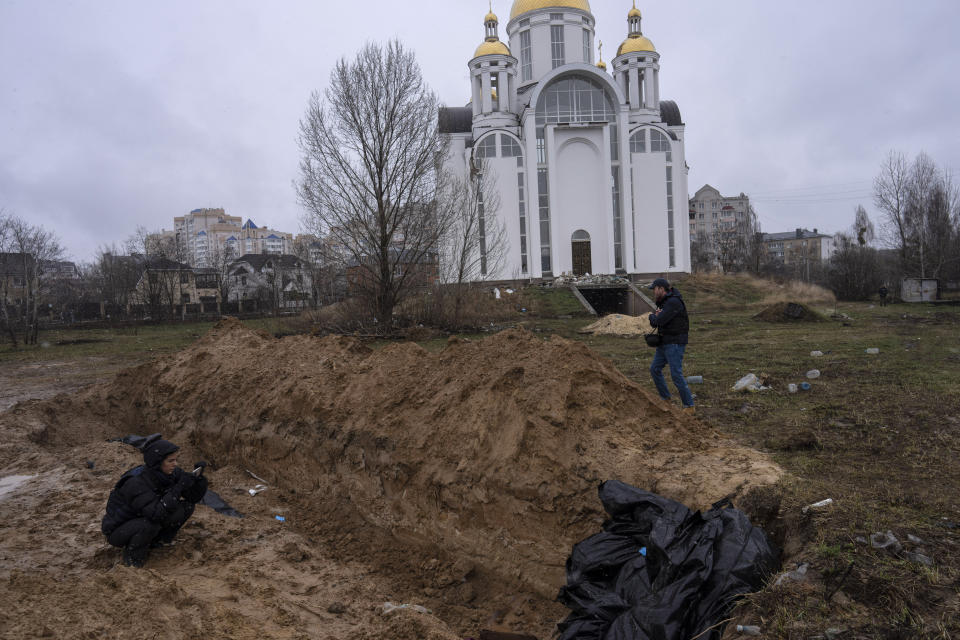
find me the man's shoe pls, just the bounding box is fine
[122,548,146,568]
[682,406,696,415]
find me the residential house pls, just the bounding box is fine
[227,254,312,310]
[762,228,836,266]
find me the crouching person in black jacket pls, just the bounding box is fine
[101,439,208,567]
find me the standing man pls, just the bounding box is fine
[648,277,695,413]
[878,284,889,307]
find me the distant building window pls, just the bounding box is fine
[582,29,591,63]
[629,129,646,153]
[550,25,566,68]
[550,12,564,20]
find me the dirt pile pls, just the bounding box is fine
[753,301,825,323]
[578,313,653,336]
[0,319,782,638]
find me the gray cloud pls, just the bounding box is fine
[2,0,958,261]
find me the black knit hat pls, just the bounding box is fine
[143,439,180,468]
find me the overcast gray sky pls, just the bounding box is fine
[2,0,959,262]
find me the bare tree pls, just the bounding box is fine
[875,151,960,279]
[437,159,507,323]
[296,40,451,325]
[3,215,65,344]
[874,151,910,257]
[0,210,18,345]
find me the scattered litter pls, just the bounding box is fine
[870,531,902,553]
[381,602,431,615]
[802,498,834,514]
[505,288,515,294]
[732,373,770,393]
[557,481,779,640]
[865,348,880,355]
[85,460,95,469]
[245,469,268,484]
[275,515,286,522]
[788,383,798,394]
[774,562,809,586]
[904,552,933,567]
[686,375,704,385]
[907,534,924,545]
[494,288,501,299]
[800,382,812,391]
[551,273,630,287]
[736,625,762,636]
[806,369,821,379]
[811,350,824,357]
[938,518,958,530]
[855,536,869,545]
[248,484,268,496]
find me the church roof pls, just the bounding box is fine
[659,100,682,126]
[510,0,591,21]
[474,40,511,57]
[617,34,656,56]
[438,107,473,134]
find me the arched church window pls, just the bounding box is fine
[536,75,617,125]
[572,230,590,241]
[476,135,497,158]
[629,130,646,153]
[650,129,672,162]
[500,135,523,158]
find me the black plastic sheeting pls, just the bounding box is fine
[557,481,779,640]
[109,433,243,518]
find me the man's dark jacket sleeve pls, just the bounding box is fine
[649,295,684,328]
[121,470,208,523]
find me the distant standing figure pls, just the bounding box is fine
[648,278,695,414]
[878,285,889,307]
[101,439,208,567]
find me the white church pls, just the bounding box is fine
[440,0,690,280]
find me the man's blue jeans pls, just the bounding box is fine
[650,343,694,408]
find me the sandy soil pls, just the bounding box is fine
[0,321,781,639]
[578,314,654,336]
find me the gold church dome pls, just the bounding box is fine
[596,60,607,71]
[617,34,656,55]
[485,10,499,22]
[474,40,512,58]
[510,0,591,20]
[628,7,642,18]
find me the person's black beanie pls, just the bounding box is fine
[143,439,179,468]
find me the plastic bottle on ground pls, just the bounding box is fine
[866,348,880,354]
[686,375,704,384]
[800,382,812,391]
[806,369,821,379]
[736,625,762,636]
[810,350,824,357]
[787,383,798,394]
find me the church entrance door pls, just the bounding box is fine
[571,230,592,276]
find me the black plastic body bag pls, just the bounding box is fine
[557,480,780,640]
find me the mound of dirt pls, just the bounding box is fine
[578,313,653,336]
[753,301,825,323]
[0,319,782,638]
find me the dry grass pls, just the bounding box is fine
[679,273,835,308]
